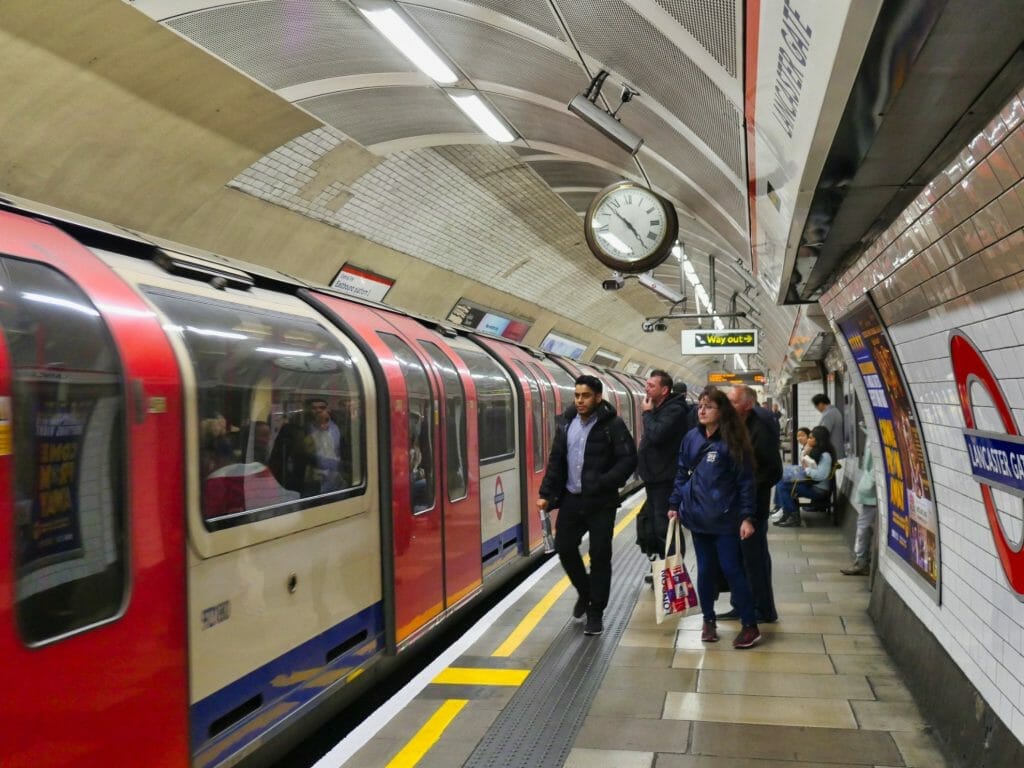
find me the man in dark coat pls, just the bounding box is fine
[538,375,637,636]
[726,385,784,622]
[637,370,692,565]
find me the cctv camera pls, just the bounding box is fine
[601,273,625,291]
[568,94,644,154]
[653,321,668,332]
[642,321,655,333]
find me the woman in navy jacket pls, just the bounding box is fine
[668,387,761,649]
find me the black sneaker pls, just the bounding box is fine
[717,608,740,620]
[572,595,589,619]
[583,612,603,636]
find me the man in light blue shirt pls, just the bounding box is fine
[538,375,637,636]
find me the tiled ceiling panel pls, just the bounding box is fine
[528,162,624,189]
[299,87,474,145]
[553,0,742,176]
[486,93,636,171]
[401,0,568,41]
[560,191,599,212]
[655,0,737,76]
[408,7,584,104]
[166,0,414,90]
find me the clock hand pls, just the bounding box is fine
[612,210,644,246]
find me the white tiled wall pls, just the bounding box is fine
[823,86,1024,740]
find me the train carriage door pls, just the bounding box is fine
[0,217,188,766]
[418,340,482,607]
[510,361,547,551]
[376,333,445,643]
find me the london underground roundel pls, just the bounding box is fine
[950,331,1024,595]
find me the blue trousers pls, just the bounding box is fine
[692,530,756,626]
[776,479,829,514]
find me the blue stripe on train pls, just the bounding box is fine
[191,603,384,762]
[482,523,523,566]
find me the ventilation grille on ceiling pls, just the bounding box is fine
[166,0,415,90]
[528,161,624,189]
[300,87,474,146]
[407,7,584,104]
[553,0,742,176]
[655,0,737,76]
[405,0,567,41]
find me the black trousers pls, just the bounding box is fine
[555,493,616,611]
[645,480,682,556]
[737,481,778,621]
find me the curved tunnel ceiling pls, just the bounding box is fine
[133,0,794,381]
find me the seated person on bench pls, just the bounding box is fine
[773,426,835,528]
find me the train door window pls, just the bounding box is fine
[528,363,557,456]
[143,289,366,527]
[607,378,633,435]
[512,362,544,472]
[540,359,575,413]
[457,348,514,464]
[0,258,127,645]
[379,334,435,514]
[420,342,468,502]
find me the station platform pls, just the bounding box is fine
[318,496,951,768]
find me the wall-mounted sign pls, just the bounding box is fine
[950,330,1024,595]
[591,348,621,368]
[682,329,758,355]
[837,298,939,601]
[540,331,587,360]
[447,298,531,342]
[623,361,642,375]
[330,263,394,302]
[707,371,766,385]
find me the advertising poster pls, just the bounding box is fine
[19,400,87,570]
[447,299,531,342]
[837,298,940,599]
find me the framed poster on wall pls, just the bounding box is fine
[836,297,940,602]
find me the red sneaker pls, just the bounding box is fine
[733,624,762,649]
[701,620,718,642]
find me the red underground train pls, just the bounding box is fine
[0,199,647,767]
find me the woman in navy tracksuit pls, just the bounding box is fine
[668,387,761,649]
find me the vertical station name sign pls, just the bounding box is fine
[837,299,939,600]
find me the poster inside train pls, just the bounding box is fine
[837,299,940,598]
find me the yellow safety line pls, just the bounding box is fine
[432,667,530,686]
[385,499,645,767]
[384,699,468,768]
[491,501,644,658]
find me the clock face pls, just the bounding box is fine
[584,183,679,273]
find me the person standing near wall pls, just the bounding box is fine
[842,446,877,575]
[812,394,845,460]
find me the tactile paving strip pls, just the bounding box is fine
[462,530,647,767]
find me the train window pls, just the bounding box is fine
[513,362,545,473]
[0,258,127,645]
[143,289,366,527]
[379,334,435,514]
[420,342,468,502]
[457,348,514,464]
[540,359,575,414]
[528,362,558,453]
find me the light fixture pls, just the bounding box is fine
[360,6,458,84]
[448,92,515,142]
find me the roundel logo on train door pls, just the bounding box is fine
[950,331,1024,595]
[494,476,505,520]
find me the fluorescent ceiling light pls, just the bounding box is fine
[449,92,515,143]
[362,7,457,84]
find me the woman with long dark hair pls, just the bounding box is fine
[668,387,760,649]
[774,425,836,527]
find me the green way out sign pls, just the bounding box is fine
[681,329,758,355]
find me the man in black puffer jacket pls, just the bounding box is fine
[637,371,692,563]
[538,375,637,637]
